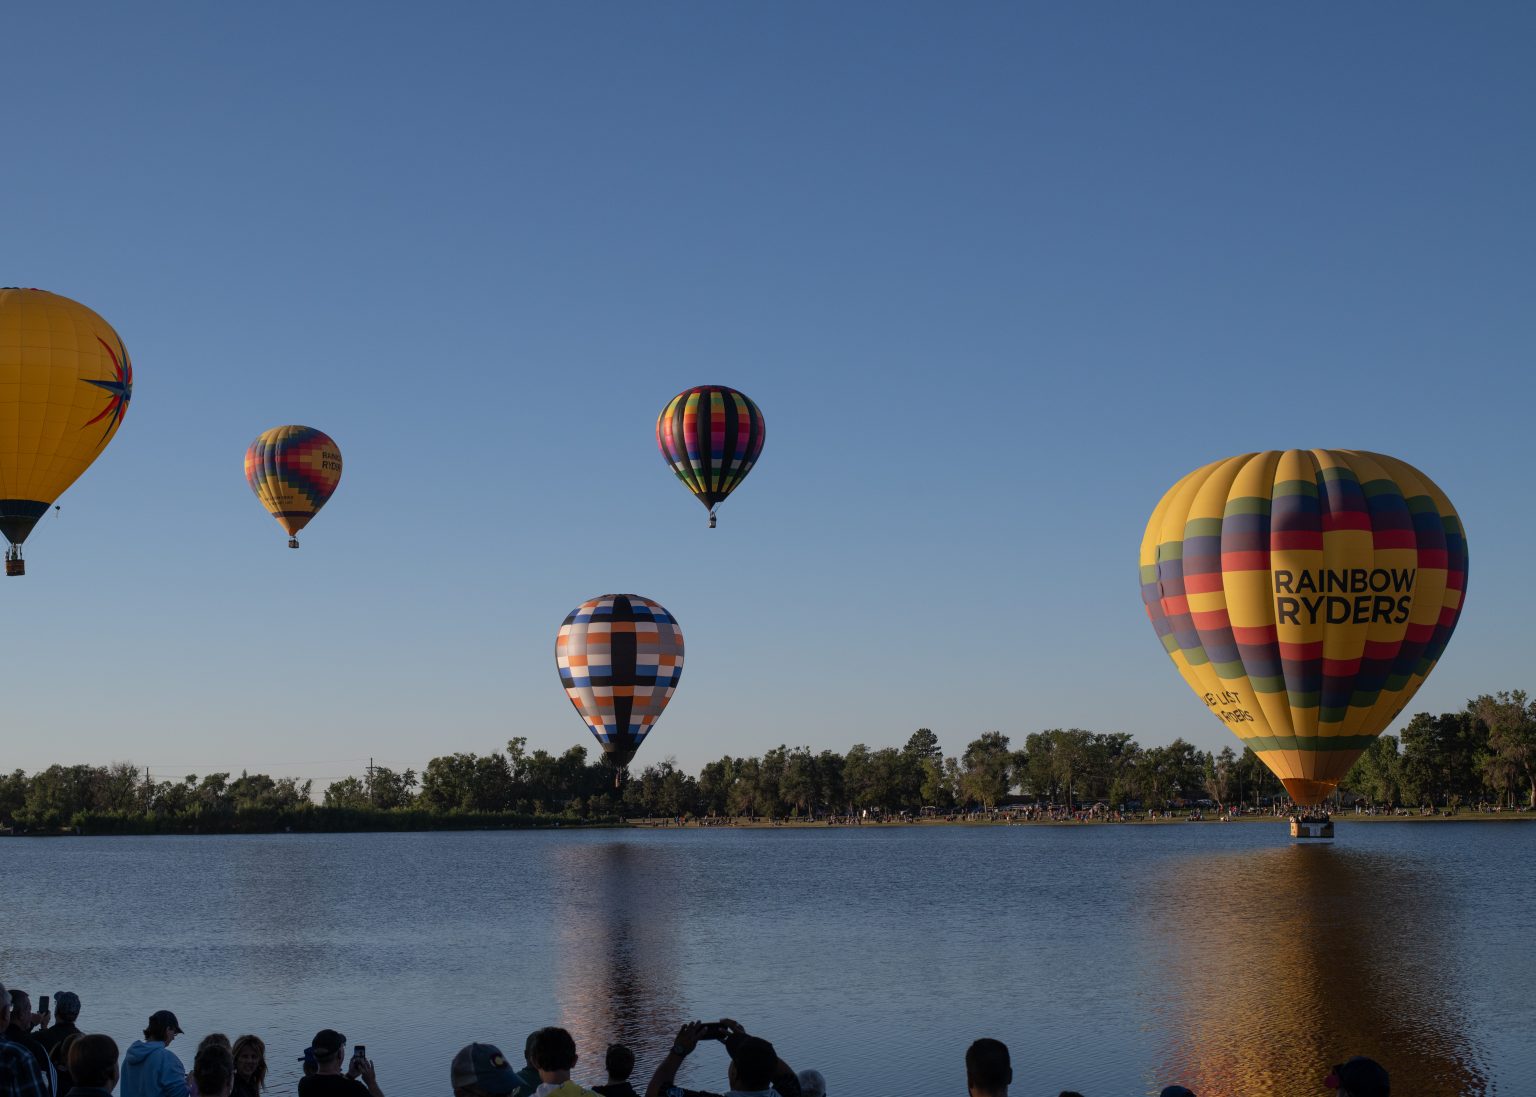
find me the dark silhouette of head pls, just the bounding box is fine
[529,1027,578,1074]
[966,1038,1012,1097]
[68,1035,120,1090]
[605,1044,635,1082]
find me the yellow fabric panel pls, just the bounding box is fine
[0,288,130,506]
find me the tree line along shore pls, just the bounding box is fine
[4,690,1533,836]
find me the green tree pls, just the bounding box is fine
[1472,691,1536,808]
[1399,711,1486,807]
[959,732,1012,809]
[1344,736,1401,806]
[1204,746,1239,810]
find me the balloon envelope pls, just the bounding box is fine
[244,426,342,543]
[656,385,765,523]
[556,594,684,769]
[1140,450,1467,806]
[0,288,134,549]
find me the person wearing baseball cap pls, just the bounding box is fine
[120,1010,188,1097]
[451,1043,527,1097]
[297,1030,383,1097]
[1324,1056,1389,1097]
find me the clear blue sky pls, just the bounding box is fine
[3,3,1532,787]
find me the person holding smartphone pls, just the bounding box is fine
[38,993,81,1062]
[643,1020,800,1097]
[296,1030,382,1097]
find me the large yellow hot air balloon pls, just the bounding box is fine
[1140,450,1467,806]
[0,288,134,576]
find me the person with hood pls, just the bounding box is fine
[119,1012,187,1097]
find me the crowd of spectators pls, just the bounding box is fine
[1,981,1390,1097]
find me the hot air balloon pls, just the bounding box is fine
[657,385,765,527]
[1140,450,1467,808]
[0,288,134,576]
[244,426,342,548]
[556,594,684,782]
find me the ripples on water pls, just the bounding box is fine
[0,823,1531,1095]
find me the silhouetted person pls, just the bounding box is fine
[296,1031,381,1097]
[1325,1057,1389,1097]
[0,980,48,1097]
[6,992,57,1097]
[191,1048,232,1097]
[38,997,81,1061]
[592,1045,638,1097]
[450,1043,524,1097]
[645,1020,800,1097]
[965,1039,1010,1097]
[64,1034,119,1097]
[793,1071,823,1097]
[526,1029,598,1097]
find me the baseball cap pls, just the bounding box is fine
[451,1043,520,1095]
[1324,1056,1389,1097]
[148,1010,182,1035]
[311,1030,347,1056]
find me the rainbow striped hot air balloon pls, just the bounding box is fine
[1140,450,1467,807]
[0,288,134,576]
[244,426,343,549]
[656,385,765,527]
[556,594,684,780]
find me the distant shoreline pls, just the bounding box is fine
[4,811,1532,838]
[631,811,1536,828]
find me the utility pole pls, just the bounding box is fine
[368,757,375,806]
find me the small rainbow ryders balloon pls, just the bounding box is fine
[244,426,342,548]
[556,594,684,771]
[657,385,765,527]
[1140,450,1467,806]
[0,288,134,572]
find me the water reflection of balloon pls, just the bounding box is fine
[0,288,135,576]
[556,594,684,775]
[656,385,766,528]
[244,426,343,549]
[1140,450,1468,806]
[1144,846,1489,1095]
[554,841,683,1068]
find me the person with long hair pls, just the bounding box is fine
[188,1035,232,1097]
[232,1035,267,1097]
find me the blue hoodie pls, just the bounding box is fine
[121,1040,189,1097]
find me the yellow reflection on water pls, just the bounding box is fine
[1148,843,1489,1097]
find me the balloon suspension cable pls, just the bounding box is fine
[288,537,300,549]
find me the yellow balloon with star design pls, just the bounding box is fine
[0,288,134,573]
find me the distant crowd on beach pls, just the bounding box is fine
[0,981,1392,1097]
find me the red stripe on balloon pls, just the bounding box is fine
[1219,551,1269,572]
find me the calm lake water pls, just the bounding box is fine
[1,822,1531,1096]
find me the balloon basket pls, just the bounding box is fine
[1290,813,1334,840]
[288,538,299,549]
[4,546,22,577]
[708,513,716,528]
